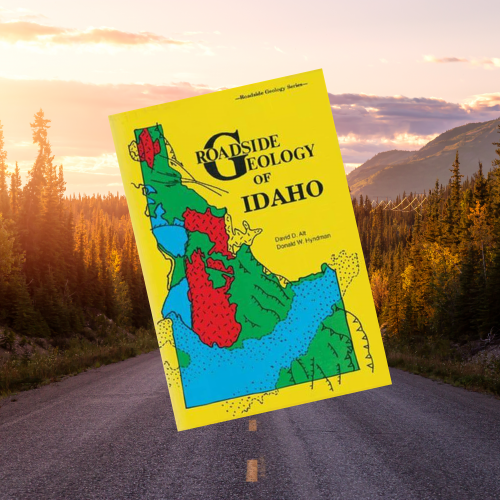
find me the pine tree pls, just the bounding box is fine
[491,124,500,219]
[74,211,88,307]
[445,151,464,245]
[493,123,500,170]
[10,162,22,218]
[425,180,442,243]
[41,141,62,276]
[109,237,132,326]
[0,214,14,281]
[96,212,114,317]
[0,120,9,217]
[384,248,405,337]
[19,109,51,280]
[473,161,488,207]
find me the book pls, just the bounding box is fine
[109,69,391,431]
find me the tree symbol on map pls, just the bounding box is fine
[129,124,373,409]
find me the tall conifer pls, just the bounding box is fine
[0,120,9,217]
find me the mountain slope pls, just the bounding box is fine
[347,118,500,199]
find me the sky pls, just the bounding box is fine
[0,1,499,195]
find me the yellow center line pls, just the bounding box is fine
[248,419,257,431]
[246,459,258,482]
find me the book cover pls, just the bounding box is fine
[109,69,391,431]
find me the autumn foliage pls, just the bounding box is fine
[354,125,500,346]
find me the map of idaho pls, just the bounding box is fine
[129,124,374,412]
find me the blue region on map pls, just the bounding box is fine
[166,267,342,408]
[150,203,187,257]
[163,278,192,328]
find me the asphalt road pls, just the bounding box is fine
[1,351,499,500]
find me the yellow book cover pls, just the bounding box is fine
[109,69,391,431]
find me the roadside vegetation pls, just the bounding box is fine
[384,336,500,396]
[354,123,500,396]
[0,322,157,397]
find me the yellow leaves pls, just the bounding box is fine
[422,241,459,271]
[109,248,123,282]
[468,201,492,250]
[416,241,461,299]
[0,215,14,278]
[370,269,389,314]
[401,265,414,291]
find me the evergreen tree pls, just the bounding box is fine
[446,151,464,245]
[10,162,22,218]
[0,120,9,217]
[19,109,50,280]
[473,161,488,207]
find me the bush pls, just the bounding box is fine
[0,328,158,396]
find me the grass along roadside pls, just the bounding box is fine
[386,348,500,397]
[0,328,158,398]
[3,324,499,400]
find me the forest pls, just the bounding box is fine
[1,110,499,394]
[0,110,151,345]
[354,123,500,357]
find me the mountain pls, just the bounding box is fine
[347,118,500,199]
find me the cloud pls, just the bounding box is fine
[1,76,499,193]
[0,77,214,167]
[344,163,361,174]
[462,92,500,111]
[474,58,500,68]
[424,55,500,69]
[329,92,500,163]
[0,7,48,22]
[0,21,191,48]
[0,21,62,41]
[424,55,469,63]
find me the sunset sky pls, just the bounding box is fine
[0,1,499,194]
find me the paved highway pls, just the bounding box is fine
[1,350,499,499]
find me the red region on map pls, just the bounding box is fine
[185,249,241,348]
[137,128,161,169]
[184,208,234,259]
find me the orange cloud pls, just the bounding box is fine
[0,77,214,162]
[0,21,62,41]
[0,21,191,47]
